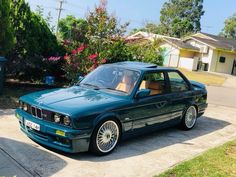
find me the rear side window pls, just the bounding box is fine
[168,72,189,92]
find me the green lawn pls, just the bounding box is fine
[156,140,236,177]
[179,68,227,86]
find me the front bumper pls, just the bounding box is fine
[15,109,92,153]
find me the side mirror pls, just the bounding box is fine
[75,76,84,85]
[135,89,151,98]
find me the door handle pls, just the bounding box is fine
[155,101,167,108]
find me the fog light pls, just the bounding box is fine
[54,114,61,123]
[56,130,65,137]
[63,116,70,126]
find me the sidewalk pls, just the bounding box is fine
[206,85,236,108]
[223,75,236,88]
[0,147,32,177]
[209,71,236,88]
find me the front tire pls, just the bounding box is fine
[90,119,120,155]
[181,106,197,130]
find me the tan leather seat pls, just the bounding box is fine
[116,75,134,93]
[139,80,163,95]
[139,80,149,89]
[116,83,131,93]
[148,81,163,95]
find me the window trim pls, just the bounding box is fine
[134,70,170,99]
[166,70,192,93]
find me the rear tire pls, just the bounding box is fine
[90,119,120,156]
[181,106,197,130]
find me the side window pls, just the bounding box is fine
[168,72,189,92]
[138,72,166,96]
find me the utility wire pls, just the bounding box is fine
[28,0,147,33]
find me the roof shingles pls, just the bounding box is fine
[128,31,236,53]
[191,33,236,52]
[163,38,200,51]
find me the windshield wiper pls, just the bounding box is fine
[101,87,127,94]
[81,83,100,89]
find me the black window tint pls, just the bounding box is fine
[139,72,166,96]
[168,72,189,92]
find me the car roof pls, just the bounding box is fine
[108,61,178,72]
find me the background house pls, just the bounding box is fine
[126,31,177,42]
[160,38,200,71]
[185,33,236,75]
[128,32,236,75]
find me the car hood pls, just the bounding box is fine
[20,86,125,116]
[190,80,206,90]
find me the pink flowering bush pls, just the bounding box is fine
[43,55,65,81]
[48,56,61,61]
[63,43,107,82]
[61,1,129,83]
[61,1,162,83]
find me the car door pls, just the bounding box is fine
[122,71,173,131]
[166,71,194,120]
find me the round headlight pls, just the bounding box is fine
[19,101,23,109]
[63,116,70,126]
[54,114,61,123]
[23,103,28,111]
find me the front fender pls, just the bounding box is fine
[92,112,124,133]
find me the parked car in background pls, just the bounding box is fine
[15,61,208,155]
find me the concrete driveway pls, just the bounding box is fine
[205,73,236,108]
[223,74,236,89]
[207,85,236,108]
[1,102,236,177]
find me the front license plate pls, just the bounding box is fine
[25,120,40,131]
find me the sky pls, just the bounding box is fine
[25,0,236,35]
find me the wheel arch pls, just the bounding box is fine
[89,113,123,154]
[192,104,199,113]
[92,112,123,137]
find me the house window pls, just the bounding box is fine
[219,56,226,63]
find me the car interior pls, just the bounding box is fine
[115,70,139,93]
[139,80,165,95]
[116,75,134,93]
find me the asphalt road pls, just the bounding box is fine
[207,86,236,108]
[1,102,236,177]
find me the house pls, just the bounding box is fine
[127,32,236,75]
[185,33,236,75]
[160,37,200,71]
[126,31,178,41]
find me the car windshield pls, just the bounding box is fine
[80,65,140,95]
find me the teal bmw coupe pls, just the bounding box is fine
[16,62,208,155]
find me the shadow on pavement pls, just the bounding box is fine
[10,115,230,165]
[0,137,67,177]
[0,109,15,117]
[66,116,230,161]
